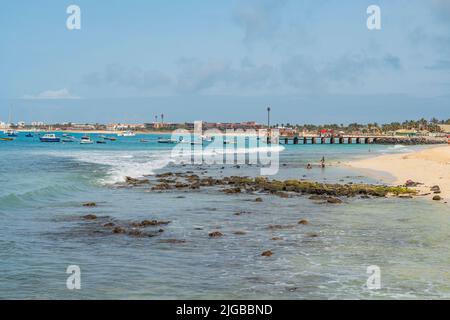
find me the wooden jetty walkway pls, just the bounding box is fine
[276,135,381,145]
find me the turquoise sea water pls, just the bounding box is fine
[0,132,449,299]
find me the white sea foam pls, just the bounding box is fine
[37,144,285,184]
[377,144,414,154]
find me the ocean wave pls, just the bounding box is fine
[0,183,85,208]
[35,145,286,184]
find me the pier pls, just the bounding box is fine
[277,135,378,145]
[274,135,446,145]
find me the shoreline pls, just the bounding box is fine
[346,145,450,204]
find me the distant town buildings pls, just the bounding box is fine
[106,123,146,131]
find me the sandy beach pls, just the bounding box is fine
[347,145,450,203]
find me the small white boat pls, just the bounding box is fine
[80,136,94,144]
[118,131,136,137]
[201,135,213,142]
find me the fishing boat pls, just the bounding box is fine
[40,134,60,143]
[103,136,117,141]
[25,133,34,138]
[4,129,18,137]
[80,136,94,144]
[0,137,14,141]
[117,131,136,137]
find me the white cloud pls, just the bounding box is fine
[22,88,80,100]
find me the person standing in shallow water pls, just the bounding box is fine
[321,156,326,168]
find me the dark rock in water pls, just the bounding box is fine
[103,222,115,227]
[398,195,413,199]
[261,250,273,257]
[113,227,126,234]
[233,230,247,235]
[83,214,97,220]
[136,220,171,227]
[208,231,224,238]
[156,172,173,178]
[327,197,343,204]
[151,183,172,191]
[223,187,241,194]
[174,182,189,188]
[298,219,309,225]
[255,197,263,202]
[360,195,371,199]
[125,176,149,185]
[432,195,442,201]
[306,233,318,238]
[82,202,96,207]
[159,239,186,244]
[176,196,186,198]
[309,195,327,201]
[267,224,294,230]
[271,237,282,241]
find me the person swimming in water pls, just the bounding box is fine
[306,163,312,169]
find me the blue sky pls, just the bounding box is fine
[0,0,449,124]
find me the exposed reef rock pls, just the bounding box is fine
[373,137,446,145]
[261,250,273,257]
[140,173,416,200]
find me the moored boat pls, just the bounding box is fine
[4,129,18,137]
[0,137,14,141]
[117,131,136,137]
[40,134,60,143]
[62,135,77,143]
[80,136,94,144]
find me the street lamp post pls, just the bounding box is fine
[267,107,271,128]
